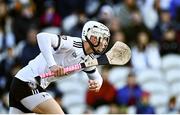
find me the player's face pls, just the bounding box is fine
[91,36,109,54]
[97,38,108,53]
[89,28,110,54]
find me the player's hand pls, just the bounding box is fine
[88,80,101,92]
[49,65,65,77]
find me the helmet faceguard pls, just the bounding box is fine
[82,21,110,55]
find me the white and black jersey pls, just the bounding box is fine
[15,33,102,89]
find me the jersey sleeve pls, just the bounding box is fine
[85,68,103,87]
[37,33,74,67]
[37,32,60,67]
[83,55,103,86]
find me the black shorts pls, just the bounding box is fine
[9,77,46,113]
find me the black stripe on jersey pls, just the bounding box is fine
[53,35,61,51]
[73,41,82,46]
[89,54,95,59]
[73,41,82,48]
[83,68,96,74]
[73,45,82,48]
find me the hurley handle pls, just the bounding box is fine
[39,63,82,78]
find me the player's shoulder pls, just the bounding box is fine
[60,35,83,48]
[60,35,81,41]
[72,36,83,48]
[67,36,82,41]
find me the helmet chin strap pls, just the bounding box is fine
[85,36,102,55]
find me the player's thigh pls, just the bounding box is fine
[32,98,64,114]
[20,92,63,114]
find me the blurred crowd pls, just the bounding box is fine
[0,0,180,114]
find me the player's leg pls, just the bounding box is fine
[9,77,33,113]
[20,92,64,114]
[32,98,64,114]
[9,77,64,114]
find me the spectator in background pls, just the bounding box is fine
[170,3,180,42]
[84,0,100,18]
[113,0,139,27]
[12,0,37,43]
[139,0,159,30]
[160,28,180,57]
[97,5,114,26]
[116,72,143,107]
[122,9,148,44]
[5,59,22,92]
[57,0,86,18]
[0,93,9,113]
[86,66,117,110]
[153,9,174,42]
[69,11,88,37]
[111,31,126,43]
[169,0,180,21]
[39,0,62,29]
[15,26,40,66]
[1,47,16,73]
[0,48,18,96]
[166,96,179,114]
[107,30,126,52]
[170,0,180,44]
[0,64,6,97]
[0,1,15,52]
[61,11,79,34]
[136,91,155,114]
[0,16,15,87]
[109,17,121,34]
[0,60,21,114]
[131,31,161,72]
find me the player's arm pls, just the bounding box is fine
[36,32,65,77]
[84,67,103,92]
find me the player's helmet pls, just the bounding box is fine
[82,21,110,55]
